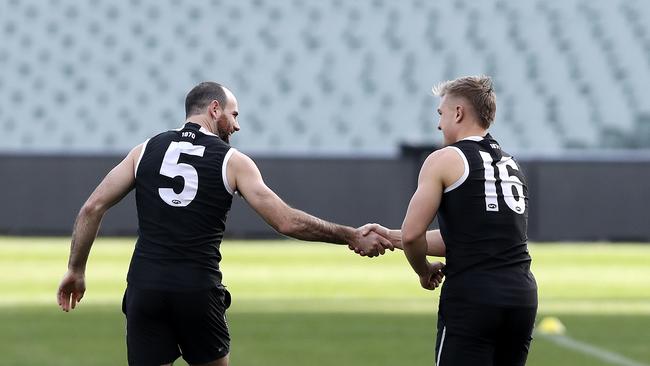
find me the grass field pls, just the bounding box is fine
[1,237,649,365]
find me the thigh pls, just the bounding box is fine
[171,287,232,365]
[436,300,502,366]
[493,306,537,366]
[123,286,181,366]
[190,353,229,366]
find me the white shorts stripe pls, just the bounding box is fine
[436,326,447,366]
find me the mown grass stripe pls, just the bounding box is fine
[540,334,650,366]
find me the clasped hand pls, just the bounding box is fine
[348,224,445,290]
[346,223,397,258]
[418,261,445,290]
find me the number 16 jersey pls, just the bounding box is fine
[127,122,235,291]
[437,134,537,307]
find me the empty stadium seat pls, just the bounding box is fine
[1,0,649,155]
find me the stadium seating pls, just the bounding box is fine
[1,0,649,155]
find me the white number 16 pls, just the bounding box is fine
[479,151,526,214]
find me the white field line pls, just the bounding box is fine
[539,334,649,366]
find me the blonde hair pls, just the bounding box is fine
[432,75,496,129]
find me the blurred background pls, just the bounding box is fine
[1,0,649,240]
[0,0,649,365]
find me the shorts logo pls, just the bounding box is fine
[172,199,181,205]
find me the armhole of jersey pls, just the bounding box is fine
[134,138,150,178]
[444,146,469,193]
[222,148,237,196]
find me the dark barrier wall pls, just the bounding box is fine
[523,159,650,241]
[1,154,648,241]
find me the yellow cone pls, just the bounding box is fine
[537,316,566,335]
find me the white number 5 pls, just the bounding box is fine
[479,151,526,214]
[158,141,205,207]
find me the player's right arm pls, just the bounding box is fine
[226,150,392,256]
[57,143,143,312]
[358,225,446,257]
[424,230,445,257]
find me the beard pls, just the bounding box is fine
[219,131,230,143]
[217,115,231,143]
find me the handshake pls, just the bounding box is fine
[346,223,445,291]
[347,223,400,258]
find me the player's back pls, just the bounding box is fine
[127,122,235,291]
[438,134,537,306]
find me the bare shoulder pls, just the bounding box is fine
[125,142,146,165]
[129,142,145,156]
[420,147,466,188]
[422,147,464,170]
[226,149,265,195]
[228,149,256,170]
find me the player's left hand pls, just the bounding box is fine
[57,270,86,312]
[419,261,445,290]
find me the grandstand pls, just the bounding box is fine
[2,0,650,155]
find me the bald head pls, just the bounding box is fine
[185,82,230,118]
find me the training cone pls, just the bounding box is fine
[537,316,566,335]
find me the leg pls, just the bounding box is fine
[191,353,229,366]
[171,287,231,365]
[493,306,537,366]
[435,300,501,366]
[123,287,181,366]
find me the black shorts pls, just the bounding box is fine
[122,285,231,366]
[435,300,537,366]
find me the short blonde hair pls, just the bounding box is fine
[432,75,496,129]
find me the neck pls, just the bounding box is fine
[455,124,488,142]
[185,114,214,134]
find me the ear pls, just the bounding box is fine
[455,105,464,123]
[210,100,222,119]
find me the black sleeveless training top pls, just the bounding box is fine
[127,122,235,291]
[438,134,537,306]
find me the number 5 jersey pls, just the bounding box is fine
[128,122,235,291]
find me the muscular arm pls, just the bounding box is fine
[402,148,462,276]
[67,145,141,272]
[226,151,390,252]
[361,227,445,257]
[58,144,142,311]
[425,230,446,257]
[402,154,445,276]
[383,229,445,257]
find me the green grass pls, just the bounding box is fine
[1,237,649,365]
